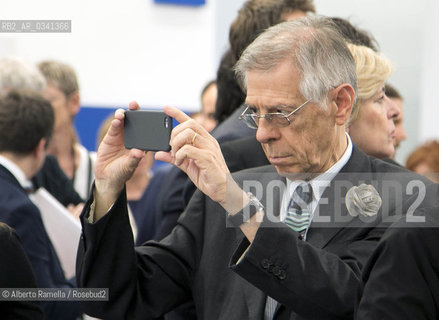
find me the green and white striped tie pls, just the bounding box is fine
[285,183,313,240]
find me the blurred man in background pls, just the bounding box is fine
[39,60,94,200]
[385,83,407,158]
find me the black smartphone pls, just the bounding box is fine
[124,109,173,151]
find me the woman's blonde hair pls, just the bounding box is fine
[347,43,393,126]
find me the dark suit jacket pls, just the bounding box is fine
[356,206,439,319]
[0,223,43,319]
[220,135,269,173]
[210,104,256,144]
[0,165,81,320]
[77,146,437,319]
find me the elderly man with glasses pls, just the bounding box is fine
[77,16,437,320]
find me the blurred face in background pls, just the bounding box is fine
[348,86,399,159]
[193,82,217,132]
[42,82,79,132]
[391,97,407,150]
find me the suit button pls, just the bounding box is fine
[279,270,286,280]
[261,259,271,269]
[272,266,280,276]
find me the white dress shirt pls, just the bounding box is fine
[0,155,33,190]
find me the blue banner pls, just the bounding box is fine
[154,0,205,6]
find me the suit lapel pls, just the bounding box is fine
[307,146,374,249]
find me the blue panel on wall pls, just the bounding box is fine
[154,0,205,6]
[74,106,116,151]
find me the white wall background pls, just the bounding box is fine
[0,0,217,111]
[1,0,437,163]
[419,0,439,142]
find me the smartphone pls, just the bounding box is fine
[124,109,173,151]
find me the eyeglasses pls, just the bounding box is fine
[239,98,312,129]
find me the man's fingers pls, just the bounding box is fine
[125,151,146,173]
[101,115,123,143]
[114,108,125,120]
[173,144,210,167]
[163,105,191,124]
[128,101,141,110]
[155,151,173,164]
[173,145,190,167]
[170,127,207,156]
[129,148,146,160]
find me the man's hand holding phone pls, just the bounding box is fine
[156,106,245,214]
[93,102,146,220]
[93,102,245,221]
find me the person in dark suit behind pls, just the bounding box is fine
[356,206,439,319]
[77,16,437,319]
[0,222,43,319]
[0,90,81,320]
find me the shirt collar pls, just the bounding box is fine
[282,133,353,218]
[0,155,33,189]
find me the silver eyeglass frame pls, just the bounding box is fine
[239,98,313,129]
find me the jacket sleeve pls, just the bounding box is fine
[76,187,205,320]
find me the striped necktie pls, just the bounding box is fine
[284,183,313,240]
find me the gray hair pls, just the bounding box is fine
[0,57,46,92]
[235,15,358,108]
[38,60,79,97]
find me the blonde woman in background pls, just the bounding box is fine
[346,44,400,159]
